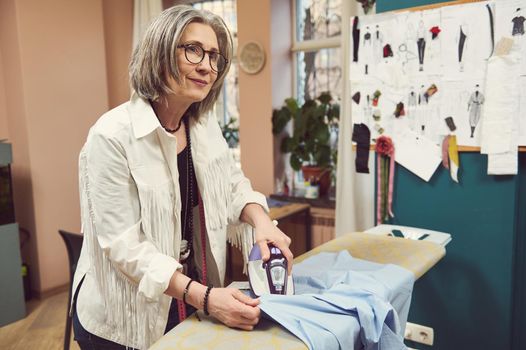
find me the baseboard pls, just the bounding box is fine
[32,283,69,300]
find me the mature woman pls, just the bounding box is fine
[72,5,293,349]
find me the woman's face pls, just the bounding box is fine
[170,22,219,104]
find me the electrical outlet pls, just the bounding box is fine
[404,322,434,346]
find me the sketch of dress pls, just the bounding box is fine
[373,25,384,63]
[408,89,417,130]
[352,17,360,62]
[418,85,428,133]
[458,24,468,72]
[467,85,485,138]
[416,20,426,72]
[512,8,525,36]
[363,27,373,75]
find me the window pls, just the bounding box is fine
[193,0,240,149]
[293,0,342,103]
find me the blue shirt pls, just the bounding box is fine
[259,251,414,350]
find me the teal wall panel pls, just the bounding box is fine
[512,154,526,350]
[371,3,523,349]
[391,154,515,349]
[377,0,449,12]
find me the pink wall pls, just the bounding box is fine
[0,49,8,141]
[102,1,133,108]
[237,0,292,196]
[0,0,134,294]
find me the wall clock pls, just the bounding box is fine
[238,41,266,74]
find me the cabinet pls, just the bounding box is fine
[0,143,25,326]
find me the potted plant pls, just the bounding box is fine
[220,117,239,148]
[272,92,339,196]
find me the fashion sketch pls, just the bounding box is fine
[398,22,417,74]
[512,8,525,36]
[457,23,469,72]
[373,24,384,64]
[363,26,373,75]
[467,84,485,138]
[416,20,426,71]
[352,17,360,62]
[407,88,418,130]
[418,84,428,134]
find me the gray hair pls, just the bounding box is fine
[129,5,233,119]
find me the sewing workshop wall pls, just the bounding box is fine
[353,0,526,158]
[372,1,526,350]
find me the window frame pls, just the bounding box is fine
[291,0,346,102]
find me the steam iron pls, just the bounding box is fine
[247,243,294,297]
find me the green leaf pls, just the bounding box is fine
[302,99,317,112]
[280,136,294,153]
[285,98,299,114]
[272,107,291,134]
[290,153,302,171]
[313,104,326,119]
[328,104,340,121]
[314,124,330,144]
[314,144,331,168]
[318,92,332,104]
[293,109,307,137]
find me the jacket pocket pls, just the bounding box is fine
[131,165,177,256]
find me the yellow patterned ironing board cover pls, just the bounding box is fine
[149,232,446,350]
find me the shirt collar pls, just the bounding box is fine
[128,92,163,139]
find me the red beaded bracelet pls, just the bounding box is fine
[203,286,213,316]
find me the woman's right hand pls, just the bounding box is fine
[207,287,260,330]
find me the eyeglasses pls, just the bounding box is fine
[177,44,228,73]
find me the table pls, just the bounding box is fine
[150,232,446,349]
[269,202,311,250]
[227,202,310,283]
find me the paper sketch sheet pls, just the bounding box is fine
[494,0,526,76]
[440,79,487,147]
[440,2,493,80]
[404,9,442,77]
[349,0,526,181]
[392,129,442,182]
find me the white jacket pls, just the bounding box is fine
[73,94,267,349]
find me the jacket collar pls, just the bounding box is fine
[128,93,162,139]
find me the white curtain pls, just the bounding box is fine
[335,2,375,236]
[133,0,164,50]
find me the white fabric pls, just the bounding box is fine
[336,4,375,236]
[73,94,268,349]
[480,51,520,175]
[133,0,163,50]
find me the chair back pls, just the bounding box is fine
[58,229,83,350]
[58,230,83,281]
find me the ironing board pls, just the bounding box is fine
[149,232,446,350]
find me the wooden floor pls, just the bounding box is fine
[0,291,80,350]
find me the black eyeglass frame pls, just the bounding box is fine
[177,44,228,73]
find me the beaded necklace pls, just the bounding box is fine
[179,116,195,262]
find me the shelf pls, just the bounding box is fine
[270,193,335,209]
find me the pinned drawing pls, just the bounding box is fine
[457,22,469,72]
[441,2,493,79]
[512,7,525,36]
[467,84,485,138]
[417,20,427,72]
[363,26,373,75]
